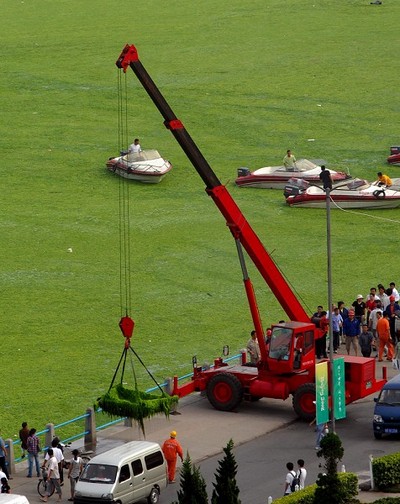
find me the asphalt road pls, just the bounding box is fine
[161,396,400,504]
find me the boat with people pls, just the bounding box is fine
[284,177,400,209]
[106,149,172,183]
[235,159,351,189]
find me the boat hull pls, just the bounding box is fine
[286,178,400,209]
[235,159,350,189]
[106,149,172,183]
[388,153,400,166]
[288,195,400,209]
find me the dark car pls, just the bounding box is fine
[373,374,400,439]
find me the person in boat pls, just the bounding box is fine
[128,138,142,154]
[319,165,333,190]
[283,149,297,171]
[376,171,392,187]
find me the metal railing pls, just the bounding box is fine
[5,352,243,474]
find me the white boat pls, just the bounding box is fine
[235,159,351,189]
[285,177,400,209]
[106,149,172,183]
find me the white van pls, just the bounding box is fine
[74,441,167,504]
[0,496,30,504]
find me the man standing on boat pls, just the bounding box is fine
[283,149,297,171]
[128,138,142,154]
[319,165,333,190]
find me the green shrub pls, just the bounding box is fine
[211,439,241,504]
[272,484,316,504]
[172,454,208,504]
[373,453,400,490]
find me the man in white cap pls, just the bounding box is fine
[352,294,366,325]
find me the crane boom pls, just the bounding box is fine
[113,44,386,421]
[116,44,310,324]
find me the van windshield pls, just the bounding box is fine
[80,463,117,483]
[378,389,400,406]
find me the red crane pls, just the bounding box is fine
[115,44,386,420]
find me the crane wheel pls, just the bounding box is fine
[292,383,316,421]
[206,372,243,411]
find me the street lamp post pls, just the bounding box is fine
[325,187,336,433]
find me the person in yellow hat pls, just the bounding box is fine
[162,431,183,483]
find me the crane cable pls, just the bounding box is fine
[117,70,132,318]
[114,70,164,395]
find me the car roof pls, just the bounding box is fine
[382,374,400,390]
[88,441,162,466]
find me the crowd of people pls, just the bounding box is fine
[246,283,400,367]
[312,283,400,363]
[0,422,87,501]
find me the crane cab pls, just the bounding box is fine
[266,321,317,374]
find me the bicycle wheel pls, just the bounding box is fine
[37,479,47,498]
[37,478,55,498]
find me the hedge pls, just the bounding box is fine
[373,453,400,490]
[272,472,358,504]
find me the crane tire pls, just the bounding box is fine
[292,383,316,421]
[373,189,385,199]
[206,372,243,411]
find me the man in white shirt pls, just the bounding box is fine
[41,448,61,502]
[128,138,141,154]
[389,282,400,302]
[369,302,383,355]
[44,439,64,484]
[297,459,307,490]
[377,284,390,310]
[284,462,296,495]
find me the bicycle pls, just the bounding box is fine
[37,468,55,498]
[37,444,93,498]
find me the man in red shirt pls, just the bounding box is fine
[316,311,329,359]
[162,431,183,483]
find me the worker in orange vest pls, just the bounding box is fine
[162,430,183,483]
[376,311,394,361]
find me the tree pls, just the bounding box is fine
[314,432,349,504]
[172,453,208,504]
[211,439,241,504]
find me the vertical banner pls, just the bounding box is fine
[333,357,346,420]
[315,361,329,424]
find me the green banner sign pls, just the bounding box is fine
[333,357,346,420]
[315,361,329,424]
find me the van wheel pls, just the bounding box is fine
[148,487,160,504]
[374,432,382,440]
